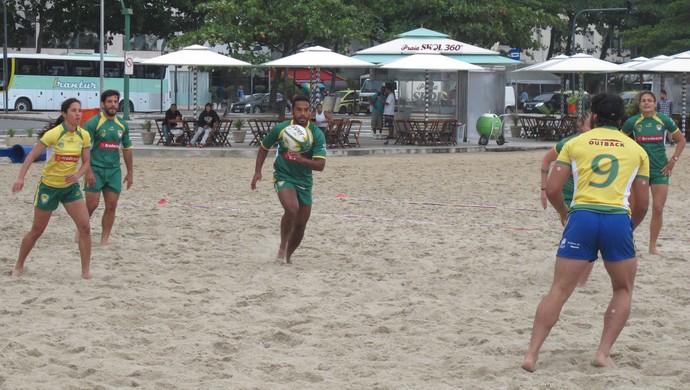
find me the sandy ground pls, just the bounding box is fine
[1,151,688,389]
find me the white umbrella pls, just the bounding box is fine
[380,52,483,121]
[141,45,252,116]
[263,46,373,111]
[513,55,569,72]
[538,53,627,117]
[650,55,690,134]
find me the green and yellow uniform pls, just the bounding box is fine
[83,112,132,193]
[35,124,91,210]
[621,113,678,185]
[260,120,327,205]
[556,126,650,215]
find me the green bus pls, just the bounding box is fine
[0,53,170,112]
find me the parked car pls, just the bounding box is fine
[334,90,360,115]
[522,92,556,114]
[230,93,291,114]
[522,91,587,115]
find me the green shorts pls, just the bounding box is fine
[85,166,122,193]
[34,182,84,211]
[649,166,670,185]
[274,178,312,205]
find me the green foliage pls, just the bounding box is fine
[7,129,16,137]
[26,128,34,137]
[623,0,690,56]
[233,119,245,130]
[142,119,153,132]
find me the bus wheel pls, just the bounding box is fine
[14,98,32,112]
[118,101,134,113]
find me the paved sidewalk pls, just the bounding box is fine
[1,110,555,158]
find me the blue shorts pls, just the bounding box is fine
[556,210,636,261]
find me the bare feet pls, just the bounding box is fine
[275,247,287,265]
[82,271,93,279]
[10,267,22,277]
[649,247,660,255]
[593,353,617,368]
[521,355,537,372]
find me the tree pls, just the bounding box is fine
[624,0,690,56]
[8,0,201,52]
[171,0,374,116]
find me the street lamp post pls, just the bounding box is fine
[3,0,8,113]
[119,0,133,120]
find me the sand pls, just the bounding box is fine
[1,151,688,389]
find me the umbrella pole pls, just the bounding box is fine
[578,72,584,120]
[316,67,321,108]
[680,73,687,137]
[309,67,315,113]
[424,70,429,122]
[193,66,198,118]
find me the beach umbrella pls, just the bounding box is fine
[513,55,570,111]
[379,52,483,121]
[262,46,373,111]
[650,55,690,134]
[141,44,251,116]
[537,53,627,118]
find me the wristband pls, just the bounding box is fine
[541,169,549,173]
[672,156,678,161]
[541,188,546,191]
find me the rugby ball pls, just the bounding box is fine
[280,124,313,153]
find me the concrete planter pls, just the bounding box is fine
[509,125,522,138]
[232,130,246,143]
[141,132,156,145]
[5,136,38,146]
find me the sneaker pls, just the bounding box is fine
[187,143,193,148]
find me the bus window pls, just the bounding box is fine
[44,60,67,75]
[15,59,41,75]
[104,62,123,78]
[70,61,97,77]
[133,65,164,80]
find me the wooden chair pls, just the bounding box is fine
[248,119,276,146]
[154,118,166,145]
[324,118,345,148]
[345,119,362,147]
[209,119,232,147]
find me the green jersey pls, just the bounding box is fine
[84,112,133,169]
[622,113,678,170]
[555,133,578,204]
[260,120,326,187]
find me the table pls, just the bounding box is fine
[395,119,459,146]
[155,118,189,146]
[518,115,578,140]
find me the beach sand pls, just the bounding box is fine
[1,151,688,388]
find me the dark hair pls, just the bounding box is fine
[591,93,624,127]
[205,103,213,109]
[292,95,310,106]
[101,89,120,103]
[40,97,81,138]
[660,89,667,95]
[637,90,656,105]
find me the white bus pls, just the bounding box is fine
[0,53,171,112]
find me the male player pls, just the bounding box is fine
[251,95,326,265]
[83,90,134,245]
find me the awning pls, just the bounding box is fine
[352,54,518,65]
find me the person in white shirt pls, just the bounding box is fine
[383,86,396,142]
[311,103,331,131]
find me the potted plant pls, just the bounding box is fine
[232,119,246,143]
[5,128,37,146]
[566,94,580,114]
[140,119,156,145]
[508,113,521,138]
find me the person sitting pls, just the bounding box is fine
[162,103,183,146]
[311,103,332,131]
[188,103,220,148]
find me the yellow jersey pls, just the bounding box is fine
[39,124,92,188]
[556,126,649,214]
